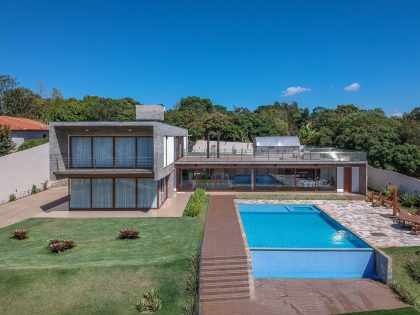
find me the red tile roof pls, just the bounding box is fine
[0,116,49,131]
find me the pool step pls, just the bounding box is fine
[200,256,252,303]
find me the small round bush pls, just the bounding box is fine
[119,228,140,239]
[47,239,76,253]
[135,289,162,313]
[11,229,28,240]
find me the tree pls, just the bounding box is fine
[0,125,15,156]
[298,122,318,145]
[392,144,420,177]
[3,88,42,119]
[0,75,18,114]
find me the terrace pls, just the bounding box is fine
[176,147,367,163]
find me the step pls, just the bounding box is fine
[200,292,251,303]
[201,258,249,267]
[200,286,250,296]
[201,269,249,278]
[200,280,250,290]
[201,264,249,272]
[201,255,248,262]
[201,275,249,284]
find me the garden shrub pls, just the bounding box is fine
[17,137,49,152]
[135,288,162,313]
[31,184,39,195]
[8,194,16,202]
[42,180,49,190]
[400,193,417,208]
[185,189,206,217]
[11,229,28,240]
[184,252,200,315]
[47,239,76,253]
[407,258,420,283]
[118,228,140,240]
[390,280,419,306]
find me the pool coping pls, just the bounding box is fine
[234,199,393,284]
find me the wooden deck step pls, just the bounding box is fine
[200,280,250,290]
[201,264,248,272]
[201,274,249,285]
[201,269,249,278]
[201,286,250,295]
[200,292,251,303]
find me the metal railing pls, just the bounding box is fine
[179,148,367,162]
[54,157,154,170]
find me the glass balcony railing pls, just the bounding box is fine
[178,148,367,162]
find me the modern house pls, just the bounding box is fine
[0,116,49,146]
[50,105,368,210]
[49,105,188,209]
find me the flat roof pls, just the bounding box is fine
[254,136,300,147]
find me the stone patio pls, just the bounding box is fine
[236,199,420,248]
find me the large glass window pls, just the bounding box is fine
[235,169,252,191]
[93,137,113,167]
[92,178,113,208]
[296,169,316,191]
[256,169,275,191]
[138,179,157,208]
[115,178,136,208]
[115,137,136,168]
[180,169,196,190]
[158,178,167,207]
[276,169,295,191]
[70,178,91,208]
[137,137,153,169]
[71,137,92,167]
[318,168,336,191]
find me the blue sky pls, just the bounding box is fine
[1,0,419,115]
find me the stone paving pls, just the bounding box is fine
[236,199,420,248]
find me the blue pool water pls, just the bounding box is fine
[238,203,375,279]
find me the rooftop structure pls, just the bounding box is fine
[254,136,300,147]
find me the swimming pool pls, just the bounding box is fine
[238,203,375,279]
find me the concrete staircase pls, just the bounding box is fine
[200,255,252,303]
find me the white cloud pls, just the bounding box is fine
[391,109,403,117]
[282,86,311,96]
[344,82,360,92]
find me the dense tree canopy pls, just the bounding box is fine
[1,74,419,177]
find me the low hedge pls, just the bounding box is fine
[185,188,206,217]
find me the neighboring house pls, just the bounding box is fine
[49,105,368,210]
[0,116,49,147]
[49,105,188,210]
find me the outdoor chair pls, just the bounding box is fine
[394,209,420,235]
[372,192,383,207]
[366,191,374,202]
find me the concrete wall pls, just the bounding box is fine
[0,143,49,204]
[192,140,253,153]
[368,165,420,194]
[11,130,48,147]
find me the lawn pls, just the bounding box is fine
[0,198,208,315]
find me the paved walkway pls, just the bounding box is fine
[0,188,190,228]
[237,199,420,247]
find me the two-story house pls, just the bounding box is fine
[49,105,187,209]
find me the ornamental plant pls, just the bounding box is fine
[118,228,140,240]
[11,229,28,240]
[47,239,76,253]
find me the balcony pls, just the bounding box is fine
[176,148,367,163]
[52,156,154,178]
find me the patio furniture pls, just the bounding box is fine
[394,209,420,235]
[372,192,383,207]
[366,191,375,202]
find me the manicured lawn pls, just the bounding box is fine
[343,307,420,314]
[0,199,208,315]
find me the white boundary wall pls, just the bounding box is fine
[0,143,49,204]
[368,165,420,194]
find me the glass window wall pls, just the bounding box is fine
[115,178,136,208]
[92,178,113,208]
[70,178,91,208]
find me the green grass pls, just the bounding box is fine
[17,137,49,151]
[235,193,348,200]
[342,307,420,314]
[0,197,208,315]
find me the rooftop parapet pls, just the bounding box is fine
[135,104,164,121]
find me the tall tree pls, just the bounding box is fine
[0,75,18,114]
[0,125,15,156]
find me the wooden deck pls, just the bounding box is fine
[200,195,409,315]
